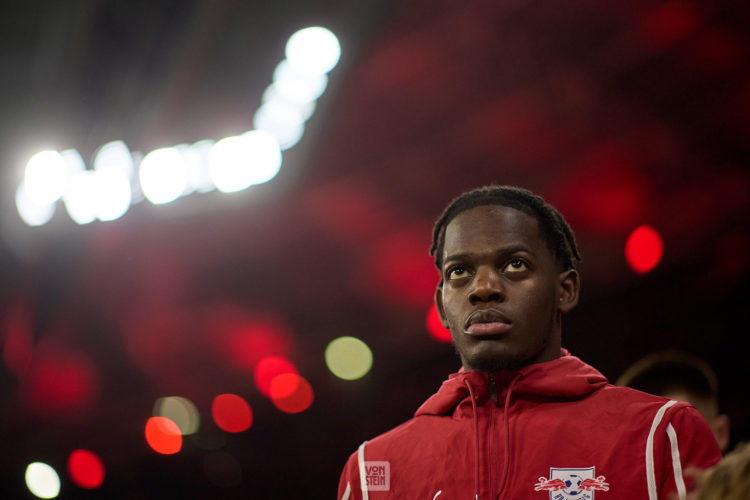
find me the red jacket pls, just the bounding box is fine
[338,351,721,499]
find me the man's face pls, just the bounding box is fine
[435,204,579,372]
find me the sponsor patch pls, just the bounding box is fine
[364,461,390,491]
[534,467,609,499]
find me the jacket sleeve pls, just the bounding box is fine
[658,405,722,499]
[338,449,361,500]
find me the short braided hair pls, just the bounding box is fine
[429,185,582,272]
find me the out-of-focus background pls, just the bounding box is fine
[1,0,748,498]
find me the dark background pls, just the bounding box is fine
[1,0,748,498]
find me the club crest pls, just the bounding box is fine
[534,467,609,499]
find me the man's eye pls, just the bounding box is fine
[504,259,528,273]
[447,266,469,280]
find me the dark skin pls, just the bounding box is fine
[435,205,580,372]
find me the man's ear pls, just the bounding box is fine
[434,286,449,328]
[557,269,580,314]
[712,413,730,452]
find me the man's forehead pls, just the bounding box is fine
[443,204,540,243]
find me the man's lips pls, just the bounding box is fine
[466,321,511,336]
[465,310,512,337]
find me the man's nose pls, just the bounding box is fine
[469,267,505,304]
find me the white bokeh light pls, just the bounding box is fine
[253,100,305,150]
[272,60,328,104]
[208,131,281,193]
[16,182,56,227]
[60,149,86,176]
[177,140,215,194]
[154,396,201,435]
[25,462,60,499]
[94,167,132,221]
[89,141,133,221]
[63,170,98,225]
[262,85,316,121]
[242,130,283,184]
[24,150,68,205]
[285,27,341,76]
[17,27,345,228]
[139,147,188,205]
[93,140,134,175]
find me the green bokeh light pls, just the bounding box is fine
[325,336,373,380]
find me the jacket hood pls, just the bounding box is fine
[415,349,608,417]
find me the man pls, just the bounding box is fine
[338,185,721,499]
[617,351,730,452]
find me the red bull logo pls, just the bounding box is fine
[534,467,609,499]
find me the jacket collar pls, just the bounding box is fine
[415,349,609,417]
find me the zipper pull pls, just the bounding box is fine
[488,374,498,403]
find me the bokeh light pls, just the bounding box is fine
[426,304,452,343]
[208,132,282,193]
[272,59,328,104]
[625,224,664,274]
[93,140,134,175]
[253,100,306,150]
[153,396,200,435]
[638,2,698,50]
[145,416,183,455]
[551,146,650,233]
[285,27,341,76]
[2,301,33,376]
[22,348,98,415]
[24,150,68,205]
[254,356,297,397]
[25,462,60,499]
[217,312,294,373]
[324,336,373,380]
[91,141,134,221]
[262,84,316,121]
[16,182,56,227]
[211,394,253,433]
[92,167,132,221]
[370,227,437,306]
[241,130,283,183]
[60,149,86,176]
[67,449,105,489]
[139,147,188,204]
[269,373,314,413]
[177,139,215,194]
[16,26,342,228]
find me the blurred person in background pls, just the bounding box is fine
[617,350,730,453]
[338,185,721,499]
[697,442,750,500]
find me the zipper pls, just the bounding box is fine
[489,374,498,402]
[488,374,498,499]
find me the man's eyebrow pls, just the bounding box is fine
[442,245,534,267]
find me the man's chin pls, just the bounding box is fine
[461,352,523,373]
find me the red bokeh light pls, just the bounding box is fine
[303,182,390,245]
[145,416,182,454]
[122,306,191,378]
[217,313,292,373]
[638,1,698,50]
[68,449,105,489]
[625,225,664,274]
[552,142,650,234]
[269,373,314,414]
[211,393,253,433]
[2,300,33,376]
[426,304,452,343]
[254,356,297,397]
[23,347,99,415]
[369,226,438,307]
